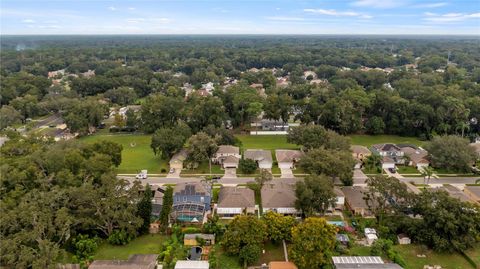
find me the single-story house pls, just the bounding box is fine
[170,149,188,170]
[244,149,273,169]
[269,261,298,269]
[351,145,371,169]
[172,182,211,222]
[174,261,209,269]
[463,186,480,204]
[332,187,345,211]
[399,145,429,169]
[89,254,158,269]
[275,149,304,169]
[332,256,403,269]
[262,184,299,215]
[342,186,373,217]
[217,187,256,218]
[151,186,164,217]
[397,234,411,245]
[371,143,404,164]
[184,233,215,246]
[431,185,474,203]
[381,156,396,169]
[213,145,241,168]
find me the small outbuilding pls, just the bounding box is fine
[397,234,411,245]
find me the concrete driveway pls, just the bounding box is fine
[280,168,294,178]
[223,168,237,178]
[167,169,181,178]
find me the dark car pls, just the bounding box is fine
[388,167,396,173]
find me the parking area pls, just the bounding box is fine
[223,168,237,178]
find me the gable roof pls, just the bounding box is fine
[464,185,480,198]
[342,186,368,209]
[170,149,188,163]
[431,185,473,203]
[223,155,240,164]
[400,146,429,164]
[216,145,240,155]
[244,149,272,163]
[350,145,371,155]
[269,261,298,269]
[217,187,255,208]
[470,143,480,155]
[89,254,158,269]
[174,182,209,196]
[372,143,401,152]
[275,150,304,163]
[261,184,296,208]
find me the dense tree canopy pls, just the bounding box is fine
[425,135,477,172]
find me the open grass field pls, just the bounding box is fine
[393,245,475,269]
[348,134,424,147]
[235,135,299,150]
[94,234,167,260]
[80,134,168,174]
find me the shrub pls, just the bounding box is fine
[239,158,257,174]
[107,230,134,245]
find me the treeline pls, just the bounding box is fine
[1,36,479,138]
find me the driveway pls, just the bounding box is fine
[353,168,368,185]
[280,168,294,178]
[167,169,181,178]
[223,168,237,178]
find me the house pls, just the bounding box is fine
[463,186,480,204]
[181,83,194,96]
[217,187,256,218]
[333,187,345,211]
[431,185,474,203]
[201,82,215,93]
[81,69,95,78]
[269,261,298,269]
[174,261,209,269]
[397,234,411,245]
[309,79,328,85]
[173,182,211,208]
[244,149,273,169]
[260,119,289,131]
[276,77,290,88]
[364,228,378,246]
[332,256,403,269]
[213,145,241,168]
[336,234,350,245]
[342,186,373,217]
[275,150,304,169]
[399,145,429,169]
[351,145,371,168]
[48,69,65,78]
[261,184,299,216]
[170,149,188,170]
[183,233,215,246]
[381,156,396,169]
[89,254,159,269]
[371,144,405,165]
[151,186,164,217]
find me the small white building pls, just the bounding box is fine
[365,228,378,246]
[174,260,209,269]
[397,234,411,245]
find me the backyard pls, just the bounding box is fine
[348,134,424,147]
[94,234,167,260]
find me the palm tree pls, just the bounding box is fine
[456,122,470,137]
[420,166,435,185]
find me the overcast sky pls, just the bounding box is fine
[1,0,479,35]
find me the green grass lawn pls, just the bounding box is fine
[181,162,223,175]
[214,245,242,269]
[464,244,480,265]
[397,165,420,174]
[257,242,285,265]
[94,234,167,260]
[349,245,372,256]
[235,135,299,150]
[393,245,475,269]
[348,135,423,147]
[80,134,168,174]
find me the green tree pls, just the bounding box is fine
[104,86,138,105]
[125,108,137,128]
[425,135,477,172]
[420,166,435,185]
[299,148,355,185]
[0,105,23,129]
[137,184,153,235]
[364,153,382,172]
[254,169,273,190]
[287,125,350,151]
[87,140,123,167]
[262,211,296,242]
[72,234,99,265]
[140,93,184,133]
[238,158,257,174]
[289,217,336,269]
[295,175,337,217]
[365,116,386,135]
[151,124,191,158]
[159,186,173,228]
[186,132,219,174]
[239,244,261,267]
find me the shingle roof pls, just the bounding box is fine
[342,186,368,209]
[217,187,255,208]
[400,146,429,164]
[223,155,240,164]
[261,184,296,208]
[275,150,304,163]
[216,145,240,155]
[470,143,480,154]
[464,185,480,198]
[89,254,158,269]
[372,143,401,152]
[170,149,188,163]
[174,182,208,196]
[431,185,473,203]
[244,149,272,163]
[350,145,371,155]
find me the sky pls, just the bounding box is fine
[1,0,479,35]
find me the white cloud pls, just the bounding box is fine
[152,18,170,23]
[126,18,145,23]
[415,2,447,8]
[424,12,480,22]
[351,0,406,8]
[128,7,136,11]
[265,16,305,21]
[304,9,372,19]
[21,19,35,23]
[108,6,116,11]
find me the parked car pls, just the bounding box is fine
[169,168,175,174]
[136,170,148,179]
[388,168,396,173]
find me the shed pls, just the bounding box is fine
[397,234,411,245]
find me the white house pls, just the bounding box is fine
[275,150,304,169]
[216,187,256,218]
[213,145,241,168]
[244,149,273,169]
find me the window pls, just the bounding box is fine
[183,197,187,202]
[200,197,204,203]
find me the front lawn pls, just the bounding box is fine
[181,162,223,175]
[235,135,299,150]
[393,245,475,269]
[348,135,423,147]
[80,134,168,174]
[397,166,420,174]
[94,234,167,260]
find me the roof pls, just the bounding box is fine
[170,149,188,163]
[400,146,429,164]
[184,233,215,241]
[223,155,240,164]
[431,185,473,203]
[244,149,272,163]
[333,256,384,264]
[334,264,403,269]
[382,156,395,164]
[351,145,371,155]
[372,143,401,152]
[334,187,345,197]
[275,150,304,163]
[464,185,480,198]
[269,261,298,269]
[89,254,158,269]
[218,187,255,208]
[336,234,350,242]
[216,145,240,155]
[174,182,209,196]
[174,260,209,269]
[261,184,296,208]
[342,186,368,209]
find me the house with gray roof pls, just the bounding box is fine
[89,254,159,269]
[261,184,299,215]
[244,149,273,169]
[216,187,256,218]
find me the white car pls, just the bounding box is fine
[135,170,148,179]
[169,168,175,174]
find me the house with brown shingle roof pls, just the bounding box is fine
[216,187,256,218]
[399,145,429,169]
[342,186,374,217]
[431,185,475,203]
[213,145,241,168]
[244,149,273,169]
[261,184,299,215]
[371,143,405,168]
[351,145,371,168]
[275,149,304,169]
